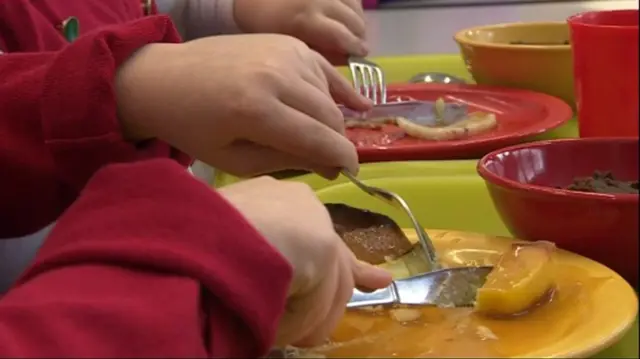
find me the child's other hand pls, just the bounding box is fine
[234,0,368,61]
[115,34,372,179]
[217,176,392,347]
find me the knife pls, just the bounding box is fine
[348,266,494,309]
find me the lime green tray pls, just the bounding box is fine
[312,160,638,359]
[213,54,578,188]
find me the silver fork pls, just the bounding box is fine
[341,170,440,271]
[348,56,387,105]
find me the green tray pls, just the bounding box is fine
[213,53,578,188]
[312,160,638,358]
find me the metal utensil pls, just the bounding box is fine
[348,266,493,309]
[409,72,467,85]
[348,56,387,105]
[341,170,440,271]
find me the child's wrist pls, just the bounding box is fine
[115,43,181,143]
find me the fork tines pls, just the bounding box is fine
[348,56,387,105]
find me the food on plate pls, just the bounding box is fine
[344,116,397,129]
[348,130,406,148]
[377,244,433,278]
[388,307,423,322]
[396,112,497,141]
[562,171,638,194]
[267,347,326,358]
[344,97,498,141]
[284,230,604,358]
[509,40,570,45]
[325,203,413,265]
[475,241,557,316]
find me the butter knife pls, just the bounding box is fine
[348,266,494,309]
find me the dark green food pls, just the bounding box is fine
[563,171,638,194]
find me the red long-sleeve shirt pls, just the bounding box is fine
[0,0,192,237]
[1,159,292,357]
[1,1,293,356]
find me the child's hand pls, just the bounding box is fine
[218,176,392,347]
[115,34,371,179]
[233,0,368,60]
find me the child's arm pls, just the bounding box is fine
[156,0,240,40]
[0,158,291,357]
[0,16,191,238]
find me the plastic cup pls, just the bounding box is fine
[568,10,639,138]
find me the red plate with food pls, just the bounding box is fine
[344,83,573,162]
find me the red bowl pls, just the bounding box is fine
[477,138,639,286]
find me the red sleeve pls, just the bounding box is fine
[0,158,291,357]
[0,16,192,239]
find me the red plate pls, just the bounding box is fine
[349,83,573,162]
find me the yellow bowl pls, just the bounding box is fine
[454,22,574,107]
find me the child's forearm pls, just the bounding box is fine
[156,0,240,40]
[0,159,291,357]
[0,16,190,239]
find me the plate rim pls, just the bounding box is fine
[422,229,639,359]
[329,228,639,358]
[352,83,574,161]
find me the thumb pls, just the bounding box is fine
[351,258,393,290]
[314,51,372,112]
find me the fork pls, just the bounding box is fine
[341,170,440,271]
[348,56,387,105]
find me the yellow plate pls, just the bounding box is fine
[313,229,638,358]
[314,162,638,357]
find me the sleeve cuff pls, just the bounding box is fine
[40,16,192,190]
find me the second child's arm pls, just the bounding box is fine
[155,0,240,39]
[0,16,191,238]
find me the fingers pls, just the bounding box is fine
[202,141,312,177]
[202,141,346,180]
[312,16,367,57]
[283,245,388,348]
[312,166,342,180]
[348,249,392,292]
[292,242,355,347]
[314,52,372,112]
[210,68,361,178]
[325,0,366,40]
[245,98,360,174]
[278,252,341,347]
[280,77,346,135]
[351,258,393,290]
[340,0,366,21]
[317,51,351,66]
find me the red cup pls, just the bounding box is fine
[568,10,639,138]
